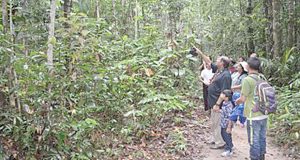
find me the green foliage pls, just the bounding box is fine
[264,50,300,157]
[261,50,300,86]
[0,8,200,158]
[168,128,187,153]
[269,84,300,157]
[1,0,300,158]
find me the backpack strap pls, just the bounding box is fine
[249,73,267,81]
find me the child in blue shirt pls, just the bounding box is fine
[227,92,247,133]
[216,90,234,157]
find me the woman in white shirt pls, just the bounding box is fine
[200,61,215,111]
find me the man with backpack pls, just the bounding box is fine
[236,57,277,160]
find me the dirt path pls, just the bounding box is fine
[203,122,291,160]
[121,108,294,160]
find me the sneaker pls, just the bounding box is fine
[221,150,233,157]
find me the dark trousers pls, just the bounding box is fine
[203,84,209,111]
[221,128,233,152]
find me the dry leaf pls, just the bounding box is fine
[145,68,154,77]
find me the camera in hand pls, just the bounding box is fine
[189,48,198,56]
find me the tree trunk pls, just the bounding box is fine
[63,0,72,18]
[8,0,15,107]
[95,0,100,20]
[246,0,255,54]
[287,0,295,48]
[120,0,127,34]
[296,0,300,49]
[264,0,273,57]
[2,0,8,33]
[7,0,21,110]
[134,0,139,40]
[47,0,57,77]
[112,0,117,34]
[272,0,282,58]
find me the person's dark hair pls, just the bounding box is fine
[239,56,246,61]
[222,89,235,108]
[221,57,230,68]
[239,64,248,78]
[222,90,232,99]
[247,57,260,71]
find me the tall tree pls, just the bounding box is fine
[95,0,100,20]
[47,0,57,78]
[272,0,282,57]
[288,0,295,48]
[112,0,117,34]
[287,0,295,48]
[63,0,72,18]
[2,0,8,33]
[246,0,255,54]
[294,0,299,49]
[134,0,139,40]
[264,0,273,57]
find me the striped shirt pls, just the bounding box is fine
[221,101,233,128]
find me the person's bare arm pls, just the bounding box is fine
[192,45,211,65]
[213,93,225,112]
[199,64,204,70]
[231,85,242,90]
[236,95,246,105]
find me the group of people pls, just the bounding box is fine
[196,47,267,160]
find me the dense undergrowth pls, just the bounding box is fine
[0,9,299,160]
[0,14,202,159]
[262,50,300,158]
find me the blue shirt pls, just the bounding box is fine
[221,101,233,128]
[231,104,245,116]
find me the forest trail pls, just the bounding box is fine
[122,107,293,160]
[203,120,290,160]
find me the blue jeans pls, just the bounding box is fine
[247,118,267,160]
[221,128,233,152]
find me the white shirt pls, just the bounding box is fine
[201,68,214,85]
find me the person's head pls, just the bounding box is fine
[250,53,258,58]
[221,89,233,102]
[237,61,248,74]
[216,56,230,69]
[233,63,239,72]
[247,57,260,73]
[238,56,246,62]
